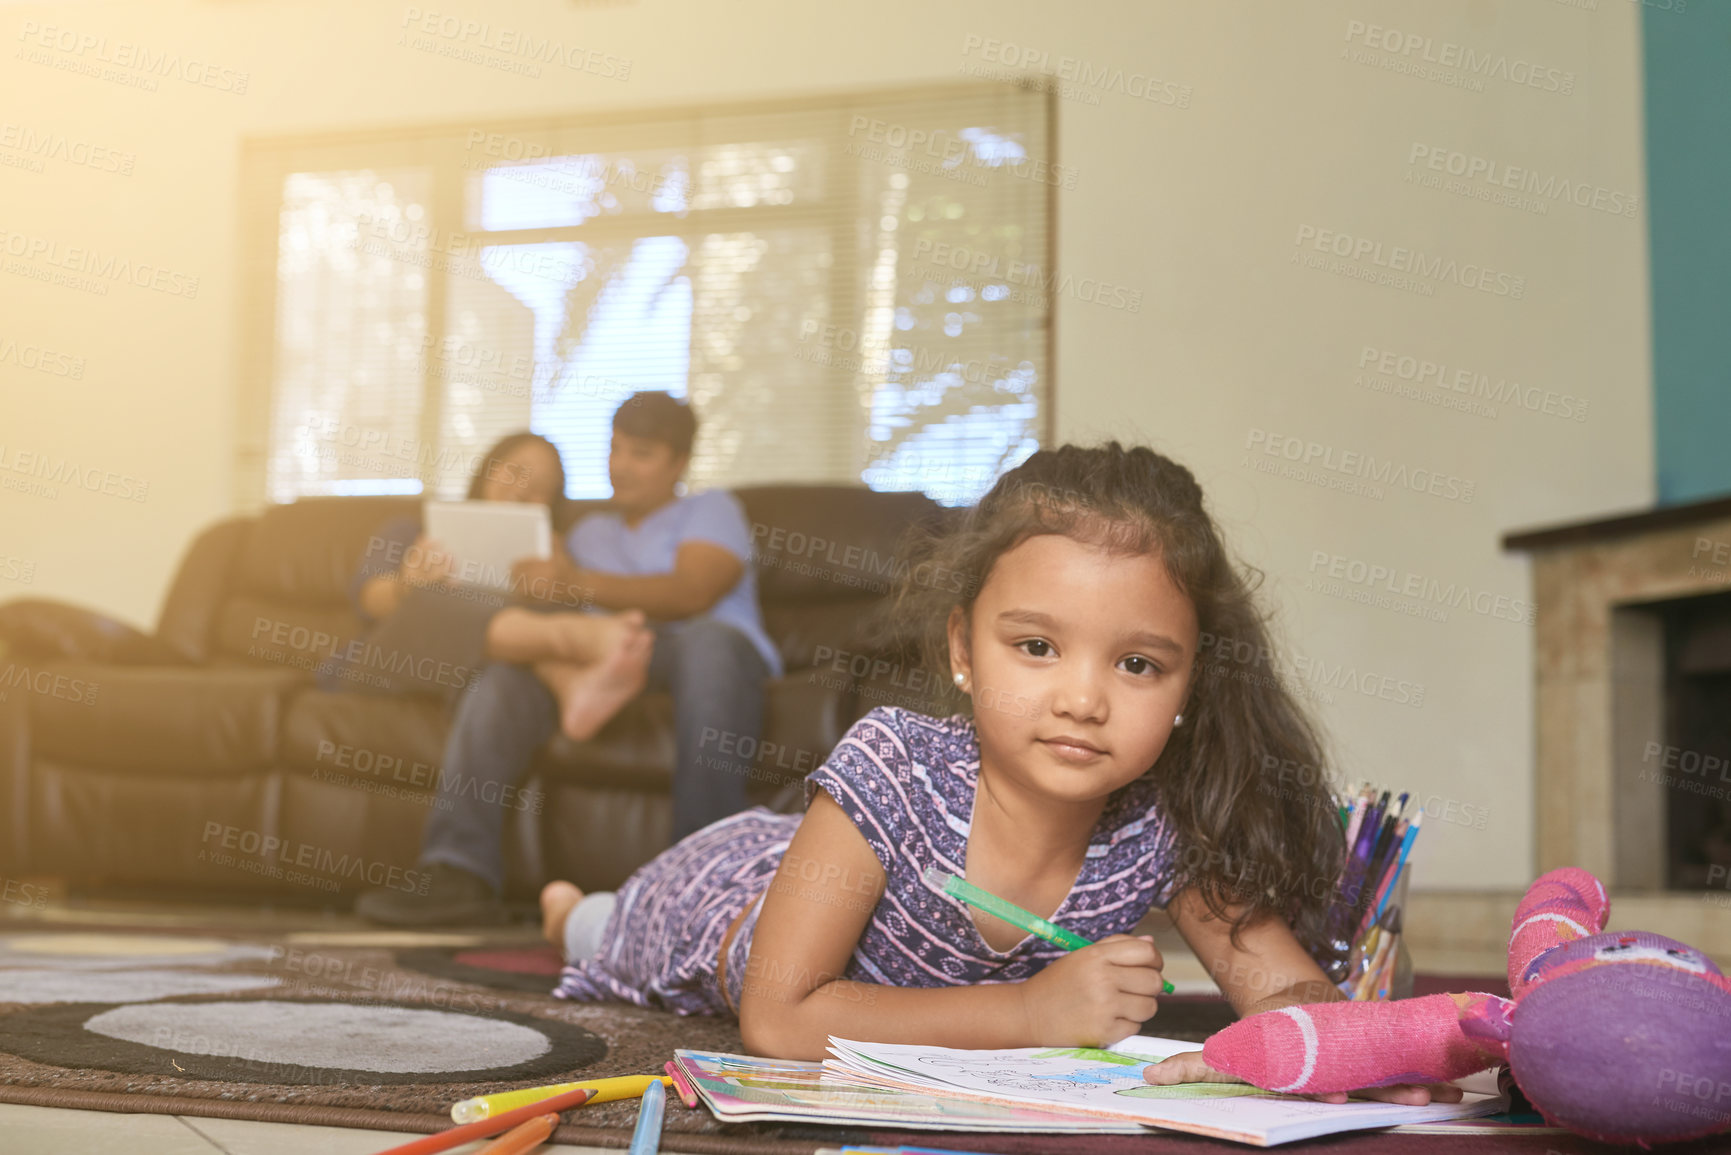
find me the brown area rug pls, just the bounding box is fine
[0,926,1700,1153]
[0,925,777,1150]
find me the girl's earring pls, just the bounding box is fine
[953,672,967,689]
[1173,713,1185,728]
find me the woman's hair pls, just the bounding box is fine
[876,441,1345,958]
[465,431,569,510]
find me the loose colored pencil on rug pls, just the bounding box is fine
[370,1086,595,1155]
[476,1113,557,1155]
[665,1059,700,1108]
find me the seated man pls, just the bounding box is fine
[357,391,782,925]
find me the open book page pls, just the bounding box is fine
[824,1035,1505,1147]
[671,1049,1148,1133]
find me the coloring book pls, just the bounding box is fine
[822,1035,1505,1146]
[671,1049,1148,1133]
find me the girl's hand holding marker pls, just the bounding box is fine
[1020,934,1170,1048]
[925,866,1173,1045]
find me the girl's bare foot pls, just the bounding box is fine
[537,626,654,742]
[540,880,584,948]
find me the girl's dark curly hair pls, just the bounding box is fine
[870,441,1346,960]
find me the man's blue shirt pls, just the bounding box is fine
[567,489,781,677]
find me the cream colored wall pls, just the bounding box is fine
[0,0,1651,889]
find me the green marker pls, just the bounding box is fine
[924,865,1176,995]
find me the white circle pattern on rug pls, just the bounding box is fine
[84,1001,552,1073]
[0,969,282,1005]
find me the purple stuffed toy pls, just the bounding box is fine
[1201,868,1731,1144]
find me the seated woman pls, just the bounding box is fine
[331,431,649,741]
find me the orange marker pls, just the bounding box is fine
[476,1113,556,1155]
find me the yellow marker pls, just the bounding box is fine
[451,1075,673,1124]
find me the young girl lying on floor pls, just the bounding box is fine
[535,441,1457,1104]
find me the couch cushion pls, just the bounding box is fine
[537,672,852,793]
[276,765,446,897]
[232,497,421,605]
[841,642,956,719]
[209,488,938,674]
[279,689,449,789]
[214,595,367,668]
[0,599,193,665]
[281,671,848,794]
[736,486,947,605]
[155,517,254,662]
[275,767,545,899]
[21,758,281,888]
[755,670,854,790]
[762,599,897,672]
[19,660,305,776]
[539,690,675,787]
[540,784,672,893]
[0,688,29,869]
[227,489,943,608]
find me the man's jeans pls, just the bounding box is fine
[421,616,771,893]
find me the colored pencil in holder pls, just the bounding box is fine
[1326,786,1423,987]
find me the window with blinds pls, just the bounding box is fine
[236,84,1053,507]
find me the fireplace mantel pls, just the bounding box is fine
[1504,494,1731,553]
[1505,493,1731,888]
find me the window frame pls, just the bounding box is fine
[234,81,1058,510]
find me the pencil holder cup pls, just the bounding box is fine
[1339,866,1412,1001]
[1390,935,1414,1001]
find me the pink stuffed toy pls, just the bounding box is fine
[1202,868,1731,1145]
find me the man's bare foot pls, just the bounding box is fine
[537,626,653,742]
[540,880,584,949]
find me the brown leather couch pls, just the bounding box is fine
[0,486,949,902]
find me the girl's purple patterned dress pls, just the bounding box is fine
[553,706,1184,1014]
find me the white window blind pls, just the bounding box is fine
[237,85,1053,508]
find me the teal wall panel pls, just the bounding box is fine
[1644,1,1731,503]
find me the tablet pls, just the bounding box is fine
[423,500,553,592]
